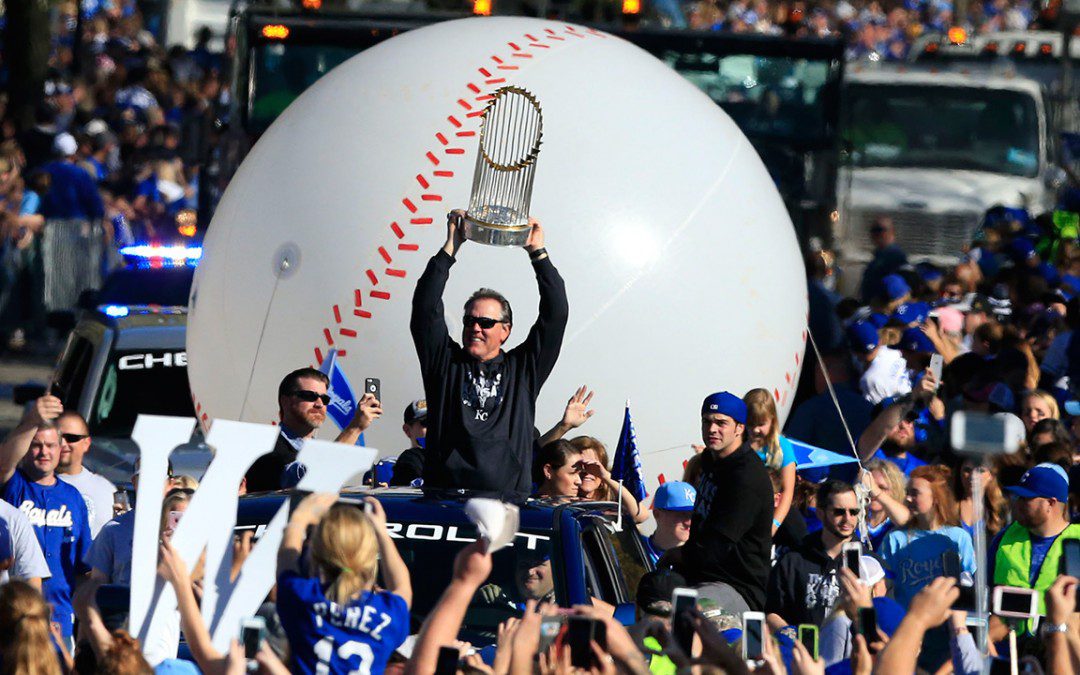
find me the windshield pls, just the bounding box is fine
[658,51,834,146]
[249,43,358,133]
[387,522,554,639]
[90,349,196,437]
[845,84,1041,177]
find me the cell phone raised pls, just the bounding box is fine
[434,646,459,675]
[566,616,604,668]
[797,624,819,660]
[364,377,381,402]
[929,353,943,387]
[742,611,766,661]
[671,587,699,656]
[842,542,862,575]
[993,586,1039,619]
[1061,539,1080,579]
[856,607,877,641]
[240,616,267,661]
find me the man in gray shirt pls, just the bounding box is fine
[56,411,116,537]
[0,498,50,588]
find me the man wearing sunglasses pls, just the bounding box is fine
[56,411,116,537]
[246,368,383,492]
[765,480,866,630]
[411,209,568,493]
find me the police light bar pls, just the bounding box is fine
[261,25,289,39]
[119,245,203,269]
[101,305,130,318]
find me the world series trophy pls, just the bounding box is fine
[463,86,544,247]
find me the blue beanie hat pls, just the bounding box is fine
[701,392,747,424]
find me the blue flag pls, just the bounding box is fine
[318,348,362,443]
[611,403,647,502]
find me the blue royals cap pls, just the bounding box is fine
[881,274,911,301]
[1007,463,1069,502]
[1009,237,1038,262]
[847,321,879,353]
[900,327,936,353]
[893,302,930,325]
[701,391,747,424]
[653,481,697,511]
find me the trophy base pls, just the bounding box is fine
[462,217,531,247]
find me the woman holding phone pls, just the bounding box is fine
[277,494,412,675]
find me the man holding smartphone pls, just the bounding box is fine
[989,463,1080,635]
[765,480,864,630]
[411,210,568,494]
[679,392,773,614]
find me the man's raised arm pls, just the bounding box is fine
[518,218,569,386]
[410,210,466,369]
[0,396,62,485]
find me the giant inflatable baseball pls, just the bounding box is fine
[187,16,809,490]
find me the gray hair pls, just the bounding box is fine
[465,288,512,324]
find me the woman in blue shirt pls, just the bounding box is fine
[862,458,910,551]
[278,493,412,675]
[745,388,797,535]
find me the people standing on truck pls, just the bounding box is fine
[859,217,908,304]
[55,411,115,537]
[0,395,92,644]
[678,392,773,614]
[388,400,427,487]
[411,209,568,495]
[642,481,696,565]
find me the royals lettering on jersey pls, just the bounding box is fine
[277,570,409,675]
[1,469,92,640]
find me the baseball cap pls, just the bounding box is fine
[403,399,427,424]
[53,132,77,157]
[881,274,911,301]
[701,392,747,424]
[1008,237,1038,262]
[1007,463,1069,502]
[635,569,687,616]
[653,481,697,511]
[859,555,885,586]
[847,321,879,354]
[893,302,930,325]
[899,327,936,353]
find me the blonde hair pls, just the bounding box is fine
[1023,389,1060,422]
[744,389,782,469]
[569,436,614,501]
[0,581,62,675]
[311,504,380,605]
[160,489,192,534]
[864,459,907,503]
[170,474,200,491]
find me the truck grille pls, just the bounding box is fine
[848,210,980,260]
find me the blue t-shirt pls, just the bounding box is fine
[2,469,92,638]
[880,526,976,608]
[871,449,927,477]
[276,570,409,675]
[867,517,894,552]
[755,436,797,468]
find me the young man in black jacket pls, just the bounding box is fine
[765,480,861,629]
[680,391,774,612]
[410,209,568,494]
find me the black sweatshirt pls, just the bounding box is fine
[681,441,774,610]
[765,530,843,626]
[410,249,568,494]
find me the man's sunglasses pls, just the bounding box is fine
[291,390,331,405]
[831,508,860,516]
[61,433,89,444]
[463,315,504,330]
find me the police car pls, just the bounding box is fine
[236,488,652,644]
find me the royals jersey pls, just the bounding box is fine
[2,469,92,638]
[277,570,409,675]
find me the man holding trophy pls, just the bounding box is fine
[410,208,568,494]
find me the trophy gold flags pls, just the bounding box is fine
[463,86,543,247]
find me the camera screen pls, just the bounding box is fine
[745,619,763,658]
[999,591,1031,614]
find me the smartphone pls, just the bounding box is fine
[842,542,862,575]
[797,624,819,660]
[539,615,565,654]
[167,510,183,531]
[856,607,877,641]
[240,616,267,660]
[567,616,602,668]
[929,353,944,387]
[942,550,961,580]
[1061,539,1080,578]
[993,586,1039,619]
[950,410,1024,456]
[671,587,699,656]
[434,646,459,675]
[364,377,381,402]
[742,612,765,661]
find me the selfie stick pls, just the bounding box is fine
[971,458,989,668]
